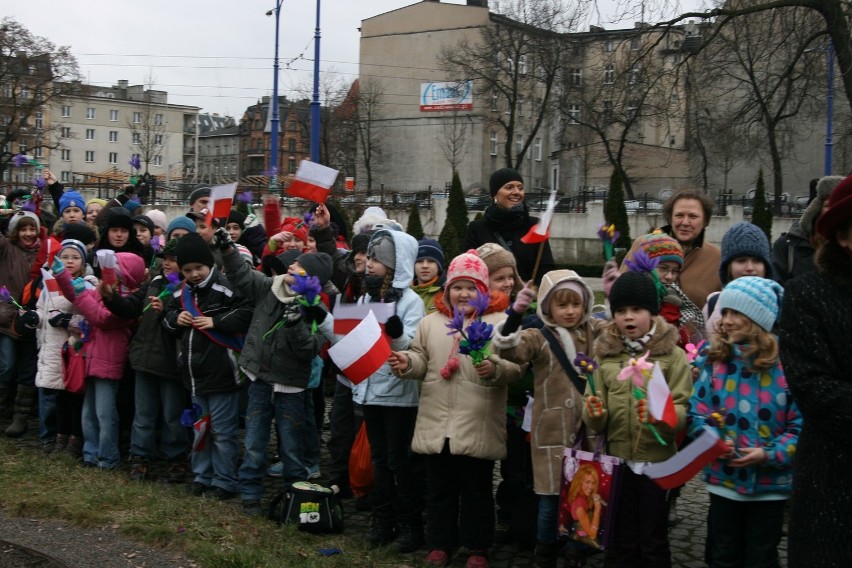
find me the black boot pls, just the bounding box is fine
[395,513,424,553]
[368,504,397,548]
[534,541,559,568]
[5,384,36,438]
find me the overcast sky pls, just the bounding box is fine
[7,0,704,117]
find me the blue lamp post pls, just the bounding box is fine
[825,40,834,176]
[267,1,283,192]
[310,0,322,163]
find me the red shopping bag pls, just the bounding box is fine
[349,422,374,497]
[61,343,87,394]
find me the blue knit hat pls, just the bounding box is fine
[718,276,783,332]
[719,222,772,284]
[416,238,445,274]
[58,190,86,215]
[166,216,197,240]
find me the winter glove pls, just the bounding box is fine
[302,304,328,326]
[602,260,619,297]
[49,312,72,328]
[385,315,404,339]
[19,310,39,330]
[282,302,302,325]
[72,277,87,295]
[213,227,234,251]
[51,257,65,276]
[512,283,536,314]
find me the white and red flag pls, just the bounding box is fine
[521,189,556,244]
[95,249,118,287]
[332,298,396,335]
[286,160,339,204]
[41,268,62,298]
[329,310,391,384]
[643,426,729,489]
[205,183,238,226]
[647,362,678,429]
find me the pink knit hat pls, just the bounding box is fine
[445,249,489,295]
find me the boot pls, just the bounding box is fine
[395,513,424,553]
[50,434,69,456]
[64,435,83,459]
[0,385,9,419]
[534,541,559,568]
[367,504,398,548]
[5,384,36,438]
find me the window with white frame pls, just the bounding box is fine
[61,105,71,117]
[133,112,141,123]
[518,95,525,117]
[108,152,118,164]
[61,149,70,161]
[109,131,118,143]
[132,133,141,144]
[516,135,524,155]
[629,65,641,85]
[18,142,26,154]
[85,128,95,140]
[631,37,641,50]
[35,112,43,129]
[21,87,30,99]
[2,85,11,98]
[604,65,614,85]
[571,68,582,86]
[61,127,71,139]
[519,54,527,76]
[603,100,613,122]
[85,150,94,162]
[86,108,95,119]
[110,109,119,121]
[34,147,43,158]
[626,101,639,120]
[61,171,70,182]
[605,40,615,52]
[491,91,499,112]
[534,138,542,161]
[568,104,581,124]
[153,155,162,166]
[154,114,164,125]
[490,131,498,155]
[154,134,163,146]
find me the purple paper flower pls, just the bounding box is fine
[150,235,162,253]
[237,191,253,204]
[469,291,490,317]
[166,272,182,288]
[303,211,315,227]
[445,305,466,335]
[13,153,28,168]
[129,155,141,170]
[597,223,620,244]
[573,353,598,373]
[21,198,37,213]
[0,286,13,304]
[292,274,322,306]
[624,249,659,274]
[459,319,494,365]
[33,175,46,191]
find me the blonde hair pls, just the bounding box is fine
[566,464,600,506]
[708,314,779,371]
[551,288,584,305]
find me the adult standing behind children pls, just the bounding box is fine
[779,175,852,567]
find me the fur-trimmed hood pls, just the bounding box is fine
[816,240,852,294]
[594,315,680,359]
[433,288,509,317]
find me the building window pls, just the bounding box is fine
[85,128,95,141]
[154,134,163,145]
[568,104,581,124]
[35,112,44,129]
[288,139,296,152]
[133,112,141,124]
[18,142,27,154]
[571,68,582,86]
[288,120,297,131]
[85,151,95,162]
[534,137,542,161]
[86,108,95,120]
[154,114,164,125]
[61,149,71,161]
[490,131,498,156]
[629,65,641,85]
[605,40,615,52]
[626,101,639,120]
[109,131,118,143]
[62,105,71,118]
[110,109,119,121]
[519,54,527,76]
[153,155,162,166]
[287,157,296,174]
[132,132,141,144]
[670,136,677,146]
[61,171,70,182]
[516,135,524,155]
[604,65,614,85]
[630,37,641,50]
[518,95,525,117]
[61,127,71,139]
[108,152,118,164]
[34,147,44,158]
[603,100,613,122]
[491,91,499,112]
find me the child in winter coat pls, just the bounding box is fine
[494,270,602,568]
[583,271,692,568]
[353,228,425,551]
[35,238,97,457]
[163,233,252,499]
[390,250,521,568]
[411,238,445,313]
[51,250,145,469]
[689,277,799,568]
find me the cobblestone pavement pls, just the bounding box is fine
[2,405,787,567]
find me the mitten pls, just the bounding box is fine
[72,277,87,295]
[49,312,72,328]
[385,315,404,339]
[51,257,65,276]
[512,284,536,314]
[19,310,39,330]
[302,304,328,326]
[283,303,302,325]
[52,260,76,300]
[213,227,234,251]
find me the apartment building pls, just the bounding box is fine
[239,96,310,178]
[198,113,240,185]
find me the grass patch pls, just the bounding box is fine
[0,440,404,567]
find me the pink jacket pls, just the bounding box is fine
[57,253,145,380]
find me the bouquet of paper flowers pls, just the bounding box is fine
[442,291,494,378]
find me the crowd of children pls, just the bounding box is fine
[4,167,846,568]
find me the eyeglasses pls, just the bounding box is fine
[657,266,681,276]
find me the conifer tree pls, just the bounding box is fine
[604,168,632,252]
[406,201,424,240]
[752,168,773,242]
[439,170,469,259]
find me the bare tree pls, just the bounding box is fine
[0,17,81,178]
[126,74,169,176]
[352,77,387,191]
[441,0,585,169]
[440,106,471,174]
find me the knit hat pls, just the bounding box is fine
[58,190,85,214]
[86,197,108,209]
[187,186,211,206]
[609,271,660,315]
[445,249,489,295]
[104,208,133,231]
[175,233,215,268]
[350,232,371,255]
[7,211,39,235]
[59,238,88,263]
[124,200,142,214]
[635,231,683,266]
[353,207,388,234]
[132,215,155,232]
[281,217,308,244]
[816,173,852,239]
[800,176,843,237]
[262,249,300,277]
[489,168,524,197]
[297,252,333,286]
[718,276,784,332]
[63,222,97,246]
[166,216,196,240]
[156,238,180,258]
[719,222,772,284]
[367,233,396,271]
[416,239,445,274]
[145,209,168,233]
[226,209,247,229]
[476,242,523,294]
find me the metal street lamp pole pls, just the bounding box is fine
[825,40,834,176]
[310,0,322,163]
[268,1,283,192]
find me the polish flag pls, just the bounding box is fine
[96,249,118,287]
[192,414,211,453]
[328,310,391,384]
[205,183,238,226]
[41,268,62,298]
[648,362,678,429]
[332,298,396,335]
[644,426,730,489]
[521,189,556,244]
[286,160,339,204]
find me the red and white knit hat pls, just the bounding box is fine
[445,249,489,295]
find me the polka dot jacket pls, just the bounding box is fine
[688,345,801,496]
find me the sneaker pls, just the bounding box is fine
[188,482,210,497]
[207,487,237,501]
[425,550,451,567]
[307,468,321,480]
[165,461,187,484]
[466,552,489,568]
[129,456,148,481]
[242,500,264,517]
[267,461,283,478]
[81,460,97,468]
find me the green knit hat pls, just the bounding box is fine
[636,230,683,266]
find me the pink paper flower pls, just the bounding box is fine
[617,350,652,388]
